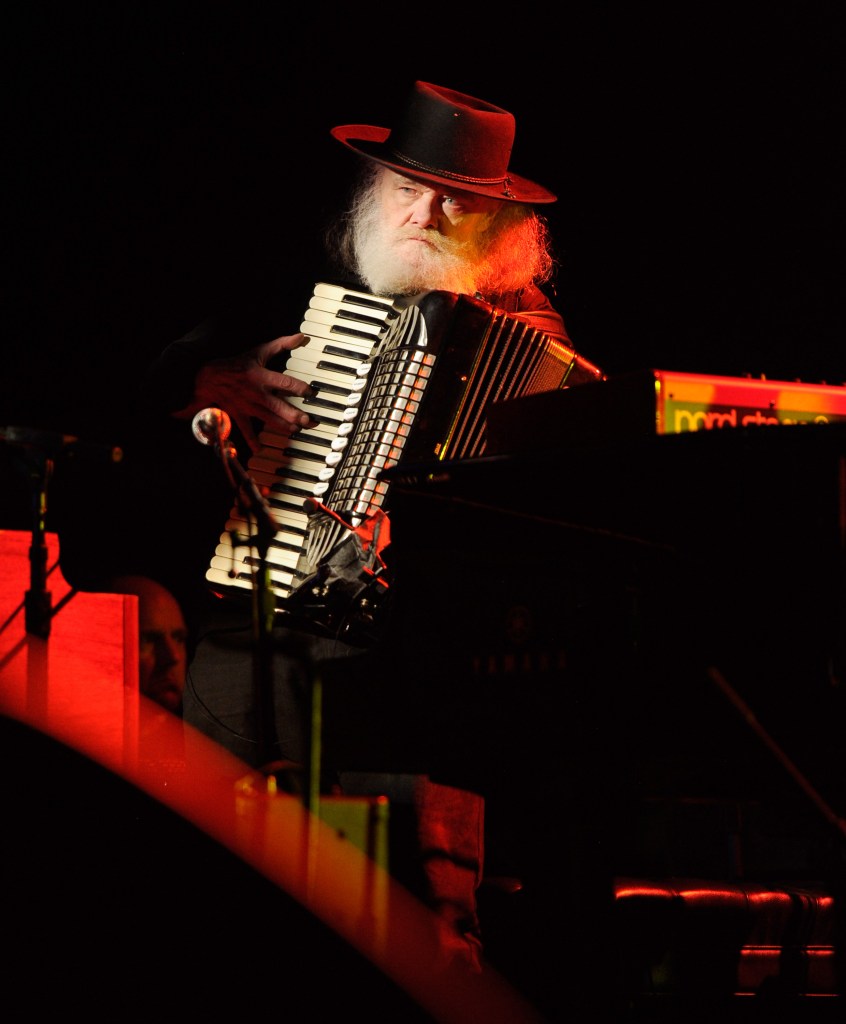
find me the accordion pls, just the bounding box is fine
[206,282,604,641]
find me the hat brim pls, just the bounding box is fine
[331,124,557,204]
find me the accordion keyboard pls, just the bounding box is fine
[206,283,405,601]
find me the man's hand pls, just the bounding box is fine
[183,333,314,452]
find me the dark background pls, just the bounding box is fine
[3,9,845,1012]
[2,4,844,520]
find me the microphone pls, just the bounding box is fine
[192,408,274,540]
[191,408,232,447]
[0,425,123,462]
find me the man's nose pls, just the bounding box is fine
[409,195,439,228]
[154,637,182,665]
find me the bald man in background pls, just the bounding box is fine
[109,575,188,714]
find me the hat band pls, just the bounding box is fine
[389,147,516,197]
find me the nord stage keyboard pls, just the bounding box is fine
[486,368,846,453]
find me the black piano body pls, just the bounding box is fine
[320,374,846,879]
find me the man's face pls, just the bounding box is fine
[137,595,188,714]
[354,168,503,296]
[378,170,500,245]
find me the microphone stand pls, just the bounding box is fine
[193,411,317,806]
[3,425,124,639]
[24,449,54,639]
[1,431,55,638]
[215,441,282,774]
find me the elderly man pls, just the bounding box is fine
[60,81,602,986]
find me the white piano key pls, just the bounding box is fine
[225,507,309,534]
[213,533,304,568]
[251,470,319,493]
[207,562,298,592]
[206,566,250,590]
[257,431,333,456]
[312,281,401,315]
[286,349,369,376]
[211,542,302,572]
[301,310,385,345]
[249,450,326,476]
[307,300,395,335]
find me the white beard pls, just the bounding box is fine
[353,204,481,298]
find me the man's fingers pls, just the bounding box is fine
[264,332,310,356]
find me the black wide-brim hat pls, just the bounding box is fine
[331,80,556,205]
